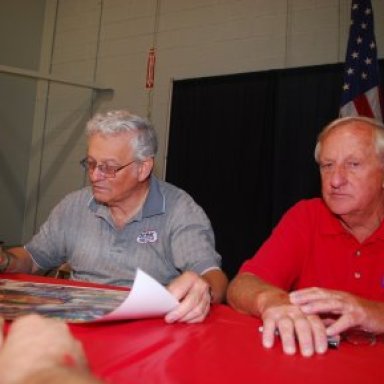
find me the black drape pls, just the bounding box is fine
[271,65,343,220]
[166,61,383,278]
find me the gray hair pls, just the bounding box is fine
[314,116,384,165]
[85,110,158,160]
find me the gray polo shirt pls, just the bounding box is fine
[26,176,222,287]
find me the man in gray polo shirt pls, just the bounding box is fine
[0,110,228,323]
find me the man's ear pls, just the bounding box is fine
[138,158,154,181]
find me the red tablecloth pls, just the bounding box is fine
[2,274,384,384]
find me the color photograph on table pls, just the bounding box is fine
[0,279,127,322]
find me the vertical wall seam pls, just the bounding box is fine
[32,0,60,233]
[284,0,291,68]
[146,0,162,120]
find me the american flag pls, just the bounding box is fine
[340,0,383,121]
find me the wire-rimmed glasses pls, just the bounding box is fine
[80,158,136,178]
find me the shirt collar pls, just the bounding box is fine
[140,175,165,218]
[88,175,165,220]
[320,204,347,236]
[320,199,384,241]
[373,221,384,240]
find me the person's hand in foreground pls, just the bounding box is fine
[0,314,101,384]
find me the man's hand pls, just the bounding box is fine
[165,271,211,324]
[0,314,89,384]
[261,301,328,357]
[290,287,384,337]
[227,273,329,357]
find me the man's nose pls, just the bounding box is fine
[89,166,107,181]
[329,165,347,188]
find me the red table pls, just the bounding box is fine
[2,274,384,384]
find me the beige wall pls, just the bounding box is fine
[1,0,383,243]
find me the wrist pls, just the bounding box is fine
[257,289,290,316]
[208,285,215,304]
[0,250,11,273]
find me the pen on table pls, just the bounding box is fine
[258,326,340,348]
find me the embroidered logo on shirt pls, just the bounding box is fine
[137,230,158,244]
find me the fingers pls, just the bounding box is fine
[276,315,327,356]
[180,296,211,323]
[167,273,193,302]
[262,287,376,356]
[308,315,328,354]
[261,318,278,349]
[300,298,345,316]
[290,287,346,314]
[261,307,328,357]
[290,288,371,333]
[165,289,210,323]
[325,314,356,337]
[277,318,297,355]
[289,287,329,304]
[165,272,211,324]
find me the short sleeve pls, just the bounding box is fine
[168,192,222,275]
[240,200,314,290]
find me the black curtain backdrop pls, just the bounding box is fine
[166,61,384,279]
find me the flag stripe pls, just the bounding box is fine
[354,92,375,118]
[340,102,358,118]
[365,87,383,120]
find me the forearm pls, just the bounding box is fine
[201,269,228,304]
[0,247,34,273]
[226,272,289,317]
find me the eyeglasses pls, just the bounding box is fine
[80,158,136,178]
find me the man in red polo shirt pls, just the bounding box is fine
[227,116,384,357]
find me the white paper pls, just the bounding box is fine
[96,269,179,321]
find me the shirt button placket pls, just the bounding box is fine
[354,249,361,280]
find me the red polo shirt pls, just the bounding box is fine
[241,198,384,301]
